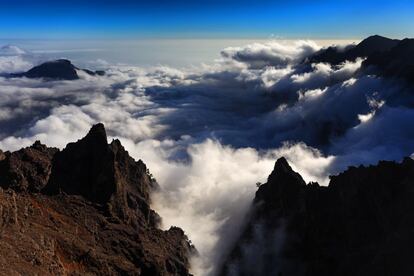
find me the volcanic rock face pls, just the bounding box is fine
[0,124,193,275]
[221,157,414,276]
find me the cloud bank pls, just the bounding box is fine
[0,40,414,275]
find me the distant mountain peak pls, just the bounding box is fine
[23,59,80,80]
[356,34,400,52]
[9,59,106,80]
[364,34,391,40]
[0,44,27,56]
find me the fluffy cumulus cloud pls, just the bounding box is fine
[221,40,320,69]
[0,40,414,275]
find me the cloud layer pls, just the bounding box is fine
[0,40,414,275]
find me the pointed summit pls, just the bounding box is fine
[273,157,293,174]
[43,123,159,224]
[267,157,306,188]
[355,35,399,54]
[83,123,108,146]
[254,157,306,216]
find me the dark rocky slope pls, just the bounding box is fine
[308,35,400,65]
[0,124,193,275]
[221,157,414,276]
[363,38,414,81]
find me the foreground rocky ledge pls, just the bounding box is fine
[221,156,414,276]
[0,124,193,275]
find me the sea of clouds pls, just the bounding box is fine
[0,40,414,275]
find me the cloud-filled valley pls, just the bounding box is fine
[1,37,414,275]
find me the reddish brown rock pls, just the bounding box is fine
[0,124,194,276]
[0,141,58,192]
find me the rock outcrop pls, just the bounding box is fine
[0,141,58,192]
[221,157,414,276]
[0,124,193,275]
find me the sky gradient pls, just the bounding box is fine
[1,0,413,39]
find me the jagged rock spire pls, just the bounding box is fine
[43,123,114,203]
[43,123,158,225]
[254,157,306,216]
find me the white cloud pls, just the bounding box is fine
[221,40,320,69]
[0,39,413,276]
[0,56,33,73]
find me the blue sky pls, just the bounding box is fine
[1,0,413,39]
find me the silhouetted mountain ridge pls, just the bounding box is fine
[307,35,414,82]
[308,35,400,64]
[221,156,414,276]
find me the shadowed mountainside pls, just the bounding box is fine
[308,35,400,65]
[221,156,414,276]
[0,124,193,275]
[308,35,414,82]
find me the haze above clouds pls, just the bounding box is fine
[0,39,413,275]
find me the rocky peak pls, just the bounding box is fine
[254,157,306,216]
[43,123,158,225]
[269,157,305,182]
[43,123,114,204]
[84,122,108,145]
[221,156,414,276]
